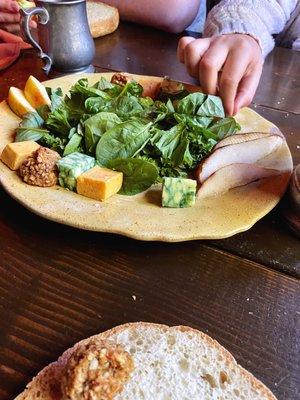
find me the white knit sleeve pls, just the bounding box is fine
[203,0,297,57]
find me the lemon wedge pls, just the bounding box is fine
[24,75,51,109]
[8,87,35,117]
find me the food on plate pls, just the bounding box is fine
[198,163,280,198]
[8,87,35,117]
[61,339,134,400]
[57,152,95,191]
[77,166,123,201]
[19,147,60,187]
[15,322,277,400]
[24,75,51,109]
[197,134,283,183]
[213,132,279,150]
[162,177,197,208]
[86,1,119,39]
[3,74,288,209]
[0,141,40,170]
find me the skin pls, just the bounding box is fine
[0,0,36,34]
[0,0,22,33]
[177,35,263,116]
[100,0,200,33]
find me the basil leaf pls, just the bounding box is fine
[176,92,206,115]
[46,106,72,136]
[151,124,185,161]
[107,158,159,195]
[70,78,111,100]
[84,112,122,154]
[209,117,241,139]
[15,127,49,142]
[46,87,63,110]
[63,133,83,156]
[19,111,44,128]
[96,119,153,166]
[119,81,143,97]
[197,95,225,118]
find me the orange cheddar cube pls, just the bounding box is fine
[1,141,40,170]
[77,166,123,201]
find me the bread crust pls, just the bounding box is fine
[15,322,277,400]
[87,1,119,38]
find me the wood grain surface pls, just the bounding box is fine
[0,192,299,400]
[0,21,299,400]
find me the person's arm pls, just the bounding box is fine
[178,0,297,115]
[99,0,200,33]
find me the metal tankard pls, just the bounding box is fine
[21,0,95,75]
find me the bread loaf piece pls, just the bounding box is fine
[86,1,119,38]
[15,322,277,400]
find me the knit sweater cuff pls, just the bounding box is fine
[203,12,275,57]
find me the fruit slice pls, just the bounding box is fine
[24,75,51,109]
[8,87,35,117]
[196,134,283,183]
[197,163,280,198]
[214,132,273,150]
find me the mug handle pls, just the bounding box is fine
[21,7,52,74]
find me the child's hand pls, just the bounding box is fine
[0,0,21,33]
[177,34,263,115]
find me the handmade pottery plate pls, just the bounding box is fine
[0,73,293,241]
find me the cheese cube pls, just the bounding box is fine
[162,177,197,208]
[57,152,95,191]
[77,166,123,201]
[0,141,40,170]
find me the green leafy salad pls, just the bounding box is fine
[14,76,241,196]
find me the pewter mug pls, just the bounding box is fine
[21,0,95,74]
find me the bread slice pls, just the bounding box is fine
[86,1,119,38]
[15,322,277,400]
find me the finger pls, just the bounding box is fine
[198,42,229,95]
[0,12,20,24]
[234,63,263,114]
[0,0,19,12]
[0,27,23,42]
[183,38,211,78]
[0,42,20,57]
[0,23,20,33]
[19,41,31,49]
[30,20,37,28]
[219,49,251,115]
[177,36,195,63]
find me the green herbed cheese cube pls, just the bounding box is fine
[162,177,197,208]
[57,152,95,191]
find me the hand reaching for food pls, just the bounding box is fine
[177,34,263,116]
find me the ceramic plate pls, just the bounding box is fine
[0,73,293,241]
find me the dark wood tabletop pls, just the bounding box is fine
[0,22,299,400]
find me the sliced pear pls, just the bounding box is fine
[214,132,272,150]
[8,87,35,117]
[197,163,280,198]
[24,75,51,109]
[197,134,283,183]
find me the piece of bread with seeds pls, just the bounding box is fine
[15,322,277,400]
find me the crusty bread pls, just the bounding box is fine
[15,322,277,400]
[86,1,119,38]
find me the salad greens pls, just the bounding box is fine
[14,76,240,195]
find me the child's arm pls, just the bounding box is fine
[99,0,200,33]
[178,0,297,115]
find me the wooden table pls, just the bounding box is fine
[0,22,299,400]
